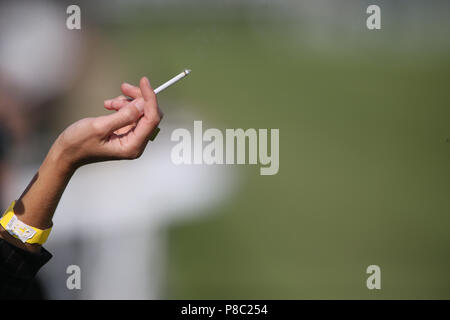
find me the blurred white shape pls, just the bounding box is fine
[0,1,83,105]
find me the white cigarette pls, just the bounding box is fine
[154,69,191,94]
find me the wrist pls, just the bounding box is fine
[45,139,76,178]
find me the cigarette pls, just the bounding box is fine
[154,69,191,94]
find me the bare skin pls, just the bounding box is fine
[0,77,162,253]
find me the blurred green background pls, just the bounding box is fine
[98,1,450,299]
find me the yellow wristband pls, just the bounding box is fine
[0,201,52,245]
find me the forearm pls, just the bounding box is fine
[0,141,74,253]
[16,142,74,229]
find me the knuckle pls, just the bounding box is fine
[122,107,136,121]
[91,119,105,134]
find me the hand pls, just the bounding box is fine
[0,76,163,249]
[51,77,163,172]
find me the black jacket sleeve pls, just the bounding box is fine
[0,238,52,299]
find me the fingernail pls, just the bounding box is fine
[104,99,111,104]
[144,77,150,87]
[135,99,145,112]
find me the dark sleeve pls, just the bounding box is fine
[0,238,52,299]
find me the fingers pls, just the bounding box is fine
[103,77,155,125]
[140,77,156,103]
[130,115,161,153]
[129,78,160,146]
[112,77,157,113]
[104,95,131,111]
[100,99,144,133]
[139,76,161,120]
[101,77,161,156]
[121,83,142,99]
